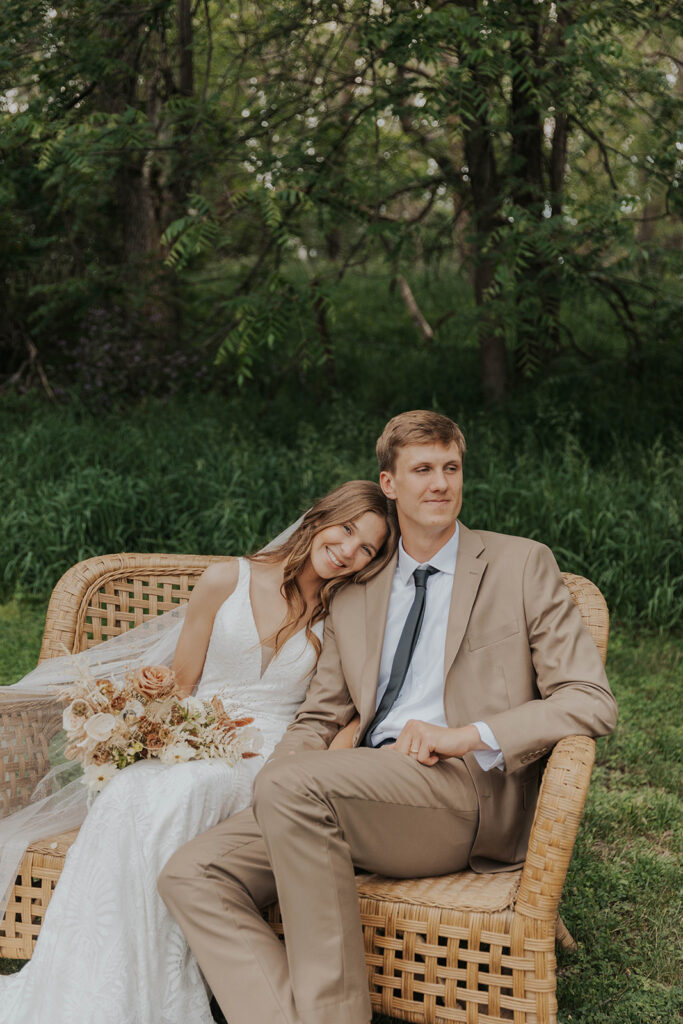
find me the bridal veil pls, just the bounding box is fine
[0,519,302,922]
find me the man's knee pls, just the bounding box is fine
[157,843,201,908]
[252,758,292,815]
[253,753,330,828]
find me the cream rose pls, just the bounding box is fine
[63,700,92,734]
[131,665,176,701]
[84,713,116,743]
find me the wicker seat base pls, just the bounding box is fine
[0,825,522,957]
[266,871,553,1024]
[0,824,545,1024]
[357,869,522,914]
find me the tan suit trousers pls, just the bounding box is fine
[159,747,479,1024]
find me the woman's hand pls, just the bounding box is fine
[329,714,360,750]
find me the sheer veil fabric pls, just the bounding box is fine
[0,517,303,922]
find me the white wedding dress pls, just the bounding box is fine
[0,558,322,1024]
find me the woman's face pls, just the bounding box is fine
[309,511,388,581]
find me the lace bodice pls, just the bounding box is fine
[197,558,322,752]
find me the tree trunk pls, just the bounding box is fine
[461,64,507,401]
[97,4,187,344]
[474,256,507,403]
[509,8,562,371]
[178,0,193,98]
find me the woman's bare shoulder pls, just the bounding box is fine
[189,558,241,612]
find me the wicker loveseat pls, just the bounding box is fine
[0,553,609,1024]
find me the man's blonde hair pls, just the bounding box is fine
[376,410,467,473]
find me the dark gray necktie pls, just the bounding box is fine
[365,565,439,745]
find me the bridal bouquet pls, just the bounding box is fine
[59,665,263,794]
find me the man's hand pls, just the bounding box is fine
[389,720,491,766]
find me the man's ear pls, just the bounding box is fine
[379,470,396,500]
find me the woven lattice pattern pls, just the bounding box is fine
[356,869,521,914]
[1,553,609,1024]
[0,696,62,817]
[266,896,550,1023]
[38,553,223,662]
[561,573,609,664]
[516,735,596,924]
[0,830,79,959]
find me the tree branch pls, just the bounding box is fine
[571,115,618,191]
[397,275,434,342]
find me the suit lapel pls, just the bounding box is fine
[357,552,397,735]
[443,522,487,679]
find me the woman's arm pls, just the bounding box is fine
[172,560,240,697]
[329,715,360,750]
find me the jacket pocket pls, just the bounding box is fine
[467,618,520,652]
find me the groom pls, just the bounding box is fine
[159,410,617,1024]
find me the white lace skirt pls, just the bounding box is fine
[0,755,263,1024]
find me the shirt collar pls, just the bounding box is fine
[397,522,460,584]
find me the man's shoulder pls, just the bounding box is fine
[465,525,549,560]
[328,561,391,618]
[329,577,372,612]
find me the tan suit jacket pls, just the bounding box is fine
[272,522,617,871]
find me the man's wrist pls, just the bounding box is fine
[457,723,489,753]
[440,723,486,758]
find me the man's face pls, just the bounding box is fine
[380,442,463,535]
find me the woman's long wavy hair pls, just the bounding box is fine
[249,480,398,661]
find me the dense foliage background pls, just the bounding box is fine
[1,0,681,402]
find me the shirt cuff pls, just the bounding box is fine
[472,721,505,771]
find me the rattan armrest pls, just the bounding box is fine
[515,734,595,926]
[0,694,63,816]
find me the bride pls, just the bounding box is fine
[0,480,398,1024]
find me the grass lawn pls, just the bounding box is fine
[1,601,681,1023]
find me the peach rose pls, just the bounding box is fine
[64,741,82,761]
[131,665,176,701]
[91,743,113,765]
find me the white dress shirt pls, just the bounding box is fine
[368,525,504,770]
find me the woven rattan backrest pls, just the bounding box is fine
[39,555,610,666]
[38,553,225,662]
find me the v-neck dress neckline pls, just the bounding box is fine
[243,557,308,681]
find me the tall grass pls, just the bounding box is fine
[1,391,680,629]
